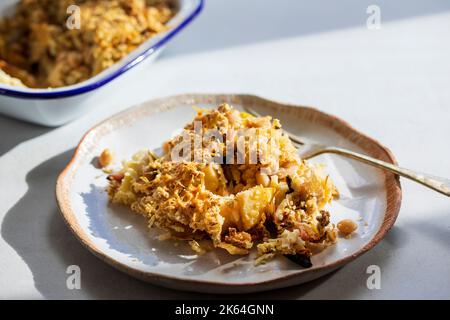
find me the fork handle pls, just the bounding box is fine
[305,147,450,197]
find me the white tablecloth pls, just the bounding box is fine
[1,0,449,299]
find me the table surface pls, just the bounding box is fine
[1,0,449,299]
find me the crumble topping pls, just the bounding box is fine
[0,0,174,88]
[107,104,338,266]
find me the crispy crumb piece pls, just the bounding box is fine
[337,219,358,236]
[255,253,276,265]
[98,149,113,168]
[158,232,172,241]
[224,228,253,250]
[189,240,206,254]
[217,242,249,255]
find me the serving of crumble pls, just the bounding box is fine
[107,104,339,267]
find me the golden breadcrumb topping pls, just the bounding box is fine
[0,0,174,88]
[108,104,338,266]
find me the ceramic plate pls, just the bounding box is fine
[56,94,401,293]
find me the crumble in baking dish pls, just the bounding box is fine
[0,0,174,88]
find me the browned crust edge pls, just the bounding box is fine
[55,93,402,293]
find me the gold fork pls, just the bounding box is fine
[244,106,450,197]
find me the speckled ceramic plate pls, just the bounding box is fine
[56,94,401,294]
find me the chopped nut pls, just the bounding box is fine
[256,171,270,187]
[337,219,358,236]
[98,149,113,168]
[107,172,124,182]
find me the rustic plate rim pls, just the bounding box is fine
[55,93,402,292]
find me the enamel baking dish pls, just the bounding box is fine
[0,0,203,126]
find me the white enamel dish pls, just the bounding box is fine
[0,0,203,127]
[56,94,401,294]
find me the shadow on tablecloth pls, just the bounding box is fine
[0,115,52,157]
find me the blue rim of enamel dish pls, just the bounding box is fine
[0,0,204,100]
